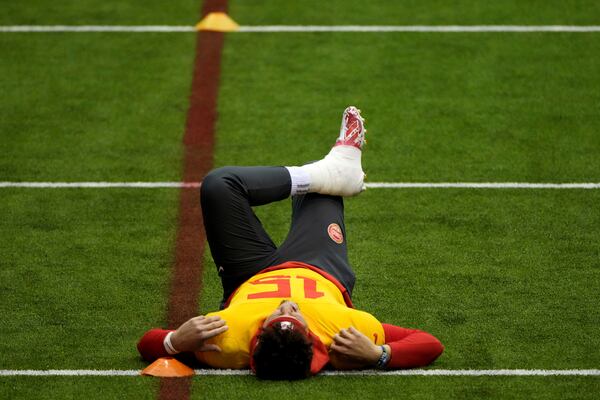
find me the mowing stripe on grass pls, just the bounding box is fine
[1,182,600,189]
[2,25,600,33]
[1,369,598,377]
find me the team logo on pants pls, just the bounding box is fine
[327,223,344,244]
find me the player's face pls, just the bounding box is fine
[262,300,308,330]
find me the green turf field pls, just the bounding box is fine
[1,0,599,398]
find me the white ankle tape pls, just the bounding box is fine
[301,145,364,197]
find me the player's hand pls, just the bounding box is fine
[171,315,228,353]
[329,326,384,369]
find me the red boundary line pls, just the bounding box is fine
[159,0,227,398]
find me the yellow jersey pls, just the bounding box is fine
[196,262,385,369]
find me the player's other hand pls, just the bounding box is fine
[329,326,384,369]
[171,315,228,353]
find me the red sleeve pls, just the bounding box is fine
[382,323,444,369]
[137,329,174,361]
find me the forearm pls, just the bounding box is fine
[138,316,228,362]
[382,324,444,369]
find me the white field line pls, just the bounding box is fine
[366,182,600,189]
[0,25,195,32]
[1,369,599,377]
[238,25,600,33]
[2,25,600,33]
[0,370,140,376]
[0,182,201,188]
[1,182,600,189]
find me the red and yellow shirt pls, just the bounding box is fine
[196,262,385,369]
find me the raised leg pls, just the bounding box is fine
[203,106,368,303]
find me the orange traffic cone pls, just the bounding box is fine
[141,357,195,377]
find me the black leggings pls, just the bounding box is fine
[200,166,356,307]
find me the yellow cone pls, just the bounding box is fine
[196,12,239,32]
[141,357,194,377]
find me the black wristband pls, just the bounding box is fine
[375,345,389,369]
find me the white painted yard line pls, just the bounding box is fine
[0,370,140,376]
[366,182,600,189]
[238,25,600,33]
[1,369,599,377]
[0,25,195,32]
[1,182,600,189]
[321,369,600,376]
[2,25,600,33]
[0,182,201,188]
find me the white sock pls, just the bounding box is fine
[285,166,311,196]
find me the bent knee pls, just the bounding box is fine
[201,167,237,202]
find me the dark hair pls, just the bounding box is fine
[252,325,313,380]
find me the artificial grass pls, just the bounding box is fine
[0,377,157,400]
[2,1,600,399]
[191,376,600,400]
[216,32,600,182]
[2,375,597,399]
[0,189,178,369]
[0,0,201,25]
[345,190,599,370]
[3,0,600,26]
[0,32,195,182]
[229,0,600,26]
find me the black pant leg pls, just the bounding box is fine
[273,193,356,296]
[200,166,291,304]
